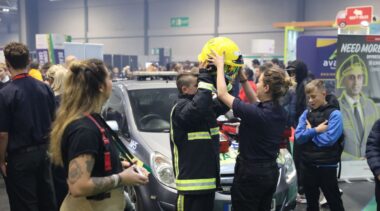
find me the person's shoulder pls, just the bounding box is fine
[0,81,16,96]
[330,109,342,119]
[66,117,99,134]
[361,93,377,105]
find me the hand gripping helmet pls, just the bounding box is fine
[336,54,368,88]
[198,37,244,80]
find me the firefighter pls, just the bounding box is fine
[170,37,242,211]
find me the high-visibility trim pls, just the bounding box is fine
[170,104,179,178]
[187,131,211,140]
[176,178,216,191]
[210,127,219,136]
[177,194,184,211]
[198,81,215,92]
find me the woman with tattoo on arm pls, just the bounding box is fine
[49,59,149,211]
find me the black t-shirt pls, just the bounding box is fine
[61,113,123,178]
[0,74,56,153]
[232,98,287,162]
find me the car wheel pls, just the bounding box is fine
[125,186,143,211]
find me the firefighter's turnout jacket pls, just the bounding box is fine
[170,71,229,194]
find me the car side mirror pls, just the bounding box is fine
[106,120,120,132]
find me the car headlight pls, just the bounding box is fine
[151,152,176,189]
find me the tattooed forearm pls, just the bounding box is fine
[68,160,83,185]
[90,176,115,195]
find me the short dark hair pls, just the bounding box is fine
[252,59,260,66]
[271,58,280,65]
[176,73,197,94]
[244,68,254,81]
[4,42,30,70]
[41,62,53,73]
[29,61,39,70]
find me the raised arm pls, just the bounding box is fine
[208,50,235,108]
[239,70,258,103]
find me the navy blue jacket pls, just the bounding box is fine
[366,119,380,177]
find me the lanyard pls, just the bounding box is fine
[12,73,29,81]
[85,113,112,173]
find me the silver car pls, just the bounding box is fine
[102,79,297,211]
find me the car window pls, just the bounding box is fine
[102,87,129,135]
[128,88,178,132]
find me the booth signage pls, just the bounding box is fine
[345,6,373,25]
[335,35,380,179]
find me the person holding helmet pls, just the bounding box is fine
[336,54,379,159]
[210,49,292,210]
[170,37,239,211]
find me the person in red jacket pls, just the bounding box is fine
[238,67,257,102]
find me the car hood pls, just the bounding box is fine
[138,132,172,159]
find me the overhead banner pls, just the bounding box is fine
[336,35,380,179]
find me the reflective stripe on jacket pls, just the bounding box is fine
[169,75,229,194]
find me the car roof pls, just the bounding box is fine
[113,79,177,90]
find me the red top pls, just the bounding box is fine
[238,81,257,103]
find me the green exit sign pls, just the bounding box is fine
[171,17,189,27]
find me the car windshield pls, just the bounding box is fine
[128,88,178,132]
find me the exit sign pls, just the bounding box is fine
[171,17,189,27]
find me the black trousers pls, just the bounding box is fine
[302,164,344,211]
[375,177,380,211]
[4,148,57,211]
[175,192,215,211]
[231,159,279,211]
[293,141,304,194]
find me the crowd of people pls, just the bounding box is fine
[0,42,149,211]
[0,37,380,211]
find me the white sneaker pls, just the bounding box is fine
[319,195,327,205]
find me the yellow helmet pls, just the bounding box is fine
[336,54,368,88]
[198,37,243,80]
[198,37,243,67]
